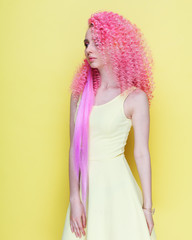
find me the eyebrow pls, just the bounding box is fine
[84,39,89,43]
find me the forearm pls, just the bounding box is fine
[69,147,81,202]
[134,151,153,208]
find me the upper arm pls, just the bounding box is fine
[69,94,78,150]
[131,90,150,159]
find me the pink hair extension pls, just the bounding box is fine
[70,10,155,215]
[72,64,94,216]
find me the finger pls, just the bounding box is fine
[76,221,84,238]
[79,219,86,236]
[70,221,74,233]
[146,221,150,233]
[82,214,86,228]
[74,220,81,237]
[72,221,78,237]
[80,227,86,236]
[150,224,154,234]
[70,220,75,233]
[146,218,149,229]
[149,227,152,235]
[148,223,153,235]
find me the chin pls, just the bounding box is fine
[89,62,98,68]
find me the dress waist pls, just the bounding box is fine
[89,152,125,162]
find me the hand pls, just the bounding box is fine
[142,209,155,236]
[70,197,86,238]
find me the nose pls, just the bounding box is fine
[86,44,93,55]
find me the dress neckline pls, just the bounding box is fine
[93,89,129,108]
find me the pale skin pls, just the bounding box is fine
[69,27,154,238]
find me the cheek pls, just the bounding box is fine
[97,54,106,64]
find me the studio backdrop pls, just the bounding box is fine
[0,0,191,240]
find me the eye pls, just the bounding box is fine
[84,42,88,48]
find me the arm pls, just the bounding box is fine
[69,94,86,238]
[131,90,152,208]
[69,94,81,203]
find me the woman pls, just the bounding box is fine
[62,10,157,240]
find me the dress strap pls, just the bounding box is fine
[120,86,137,122]
[121,86,137,100]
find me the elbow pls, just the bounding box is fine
[134,147,150,161]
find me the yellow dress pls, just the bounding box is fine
[61,86,157,240]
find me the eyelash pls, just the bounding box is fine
[84,42,98,48]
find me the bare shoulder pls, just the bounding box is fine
[124,88,149,119]
[131,88,149,107]
[131,88,149,121]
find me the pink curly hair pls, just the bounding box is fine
[70,10,155,216]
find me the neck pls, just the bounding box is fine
[98,64,119,89]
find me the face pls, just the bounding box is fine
[84,27,107,69]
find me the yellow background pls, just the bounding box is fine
[0,0,191,239]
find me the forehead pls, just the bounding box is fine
[85,28,93,40]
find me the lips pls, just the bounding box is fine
[89,57,96,63]
[89,57,96,61]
